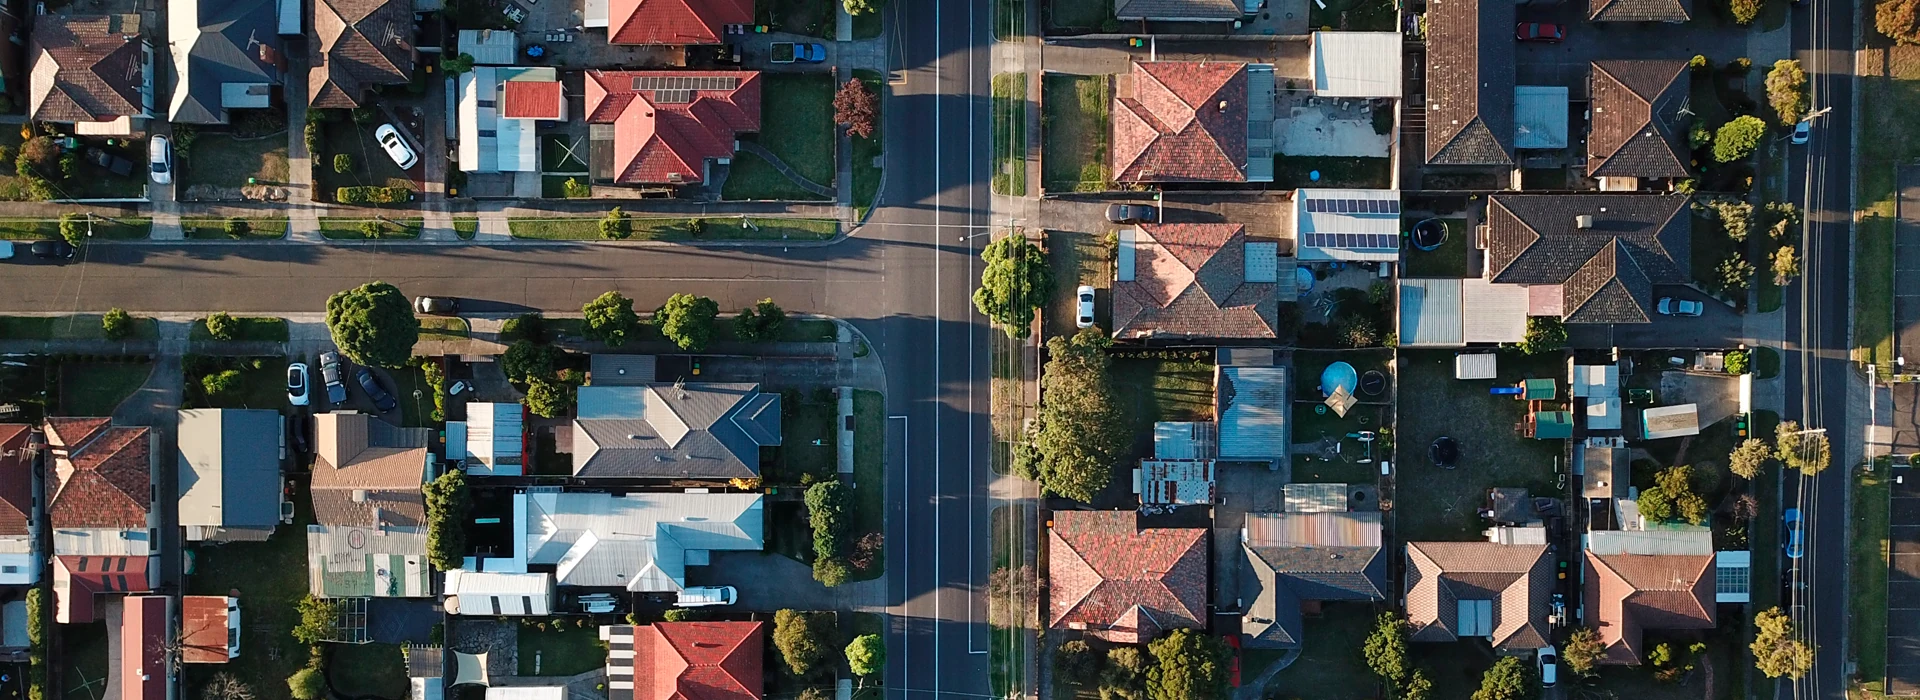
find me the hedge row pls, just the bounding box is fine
[336,186,413,205]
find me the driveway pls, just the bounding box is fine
[1512,8,1754,90]
[1567,287,1745,349]
[692,551,884,612]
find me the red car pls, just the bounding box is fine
[1516,22,1566,42]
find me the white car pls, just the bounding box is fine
[148,135,172,185]
[1076,285,1096,328]
[674,586,737,607]
[1538,646,1558,687]
[1656,297,1704,317]
[224,597,242,660]
[1791,120,1811,145]
[286,362,310,407]
[374,124,419,170]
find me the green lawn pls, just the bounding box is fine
[1749,411,1781,614]
[517,625,607,676]
[419,316,471,341]
[852,70,885,218]
[313,115,417,201]
[1858,216,1894,373]
[988,504,1031,698]
[0,216,150,240]
[1046,0,1110,30]
[723,73,834,201]
[1044,231,1108,339]
[59,622,109,700]
[1402,218,1469,278]
[183,487,315,700]
[542,174,592,199]
[1754,346,1781,379]
[853,1,884,38]
[1271,156,1392,189]
[1,314,161,341]
[1585,628,1739,700]
[183,133,290,189]
[992,73,1027,196]
[1394,350,1563,540]
[995,0,1025,37]
[318,216,423,240]
[328,643,409,698]
[0,316,52,340]
[454,216,479,240]
[57,361,152,416]
[183,356,290,411]
[1854,467,1892,695]
[1258,604,1379,699]
[850,389,886,580]
[1041,74,1110,192]
[387,366,435,428]
[190,316,289,342]
[1855,42,1920,370]
[508,216,836,241]
[1410,640,1502,700]
[774,391,837,484]
[1310,0,1397,30]
[182,217,289,240]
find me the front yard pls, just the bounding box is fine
[1040,74,1110,193]
[0,216,150,240]
[311,113,418,201]
[57,361,152,416]
[1254,604,1380,699]
[507,216,836,241]
[190,316,289,342]
[1856,37,1920,371]
[851,70,885,216]
[318,216,423,240]
[182,217,289,240]
[723,73,834,201]
[1043,230,1108,340]
[1394,349,1563,540]
[181,132,289,196]
[1853,466,1892,697]
[183,355,289,411]
[516,624,606,676]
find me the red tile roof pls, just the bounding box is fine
[0,425,32,537]
[631,622,763,700]
[122,595,169,700]
[585,70,761,185]
[308,0,415,107]
[54,555,151,623]
[1113,61,1248,182]
[503,80,564,120]
[182,596,232,664]
[44,418,150,530]
[1583,552,1716,665]
[607,0,751,45]
[1111,223,1280,339]
[1048,511,1208,644]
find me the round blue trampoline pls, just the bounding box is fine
[1321,361,1358,397]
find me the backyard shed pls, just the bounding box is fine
[1571,364,1620,397]
[456,29,516,66]
[1455,353,1497,380]
[1309,32,1403,98]
[1134,460,1217,505]
[1530,411,1574,439]
[444,570,553,616]
[1586,397,1623,431]
[1217,366,1291,466]
[1640,404,1701,439]
[444,421,467,462]
[1522,378,1557,400]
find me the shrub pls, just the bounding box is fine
[423,470,470,570]
[292,596,338,644]
[662,608,705,622]
[439,52,475,74]
[25,587,45,649]
[1690,124,1712,149]
[59,153,78,180]
[1766,59,1810,125]
[1706,198,1753,241]
[1772,243,1801,285]
[812,557,850,586]
[359,221,385,239]
[18,136,56,176]
[304,122,323,156]
[59,213,84,247]
[1714,116,1767,162]
[599,207,631,239]
[102,308,132,340]
[1519,317,1565,355]
[771,609,837,677]
[686,217,706,236]
[336,186,412,204]
[733,298,787,342]
[333,153,354,174]
[805,481,850,566]
[500,313,545,343]
[1718,255,1757,292]
[225,217,250,237]
[287,668,326,700]
[1689,54,1711,70]
[351,107,376,124]
[502,340,562,383]
[1725,350,1751,374]
[201,369,242,396]
[563,177,590,198]
[205,312,238,340]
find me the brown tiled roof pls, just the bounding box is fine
[1048,511,1207,644]
[44,418,150,530]
[1485,194,1691,324]
[181,595,232,664]
[310,412,429,528]
[1111,224,1279,339]
[1404,541,1552,653]
[1588,61,1691,179]
[1113,62,1248,182]
[1583,552,1716,664]
[503,80,564,120]
[618,622,764,700]
[1423,0,1515,165]
[0,425,32,537]
[308,0,414,108]
[1590,0,1691,21]
[28,15,147,125]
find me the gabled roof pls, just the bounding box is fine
[521,491,763,592]
[573,383,780,479]
[1113,62,1249,182]
[1423,0,1514,165]
[1113,0,1246,20]
[29,15,148,125]
[44,418,150,530]
[1588,61,1690,179]
[53,555,151,623]
[1590,0,1691,21]
[310,412,430,528]
[1485,194,1692,324]
[0,425,33,537]
[604,622,763,700]
[178,409,283,533]
[585,70,761,185]
[1048,511,1207,644]
[1240,512,1387,647]
[1112,224,1279,339]
[169,0,285,124]
[307,0,413,108]
[607,0,751,45]
[503,80,564,120]
[1583,532,1717,665]
[122,596,168,700]
[1404,541,1552,652]
[181,595,233,664]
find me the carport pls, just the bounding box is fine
[1886,468,1920,695]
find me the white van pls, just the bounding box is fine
[674,586,737,607]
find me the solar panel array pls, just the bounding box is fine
[1303,197,1400,214]
[1303,232,1399,250]
[629,75,740,92]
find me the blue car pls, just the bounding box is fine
[356,368,399,413]
[1784,508,1803,560]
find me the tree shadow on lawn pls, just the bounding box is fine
[1394,349,1564,541]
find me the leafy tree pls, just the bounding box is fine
[844,0,875,14]
[1363,612,1410,691]
[1776,420,1831,474]
[805,480,850,564]
[1648,642,1673,667]
[59,213,84,247]
[734,298,787,342]
[1733,492,1761,521]
[1766,59,1810,125]
[1638,483,1676,522]
[205,312,238,341]
[1730,0,1760,23]
[655,293,720,351]
[291,596,338,644]
[1879,0,1920,43]
[1718,255,1757,292]
[438,52,475,74]
[771,609,837,677]
[1730,437,1773,479]
[1705,198,1753,241]
[1146,630,1230,700]
[1563,627,1604,677]
[201,369,242,396]
[500,313,545,343]
[846,634,886,677]
[325,282,420,368]
[502,340,561,383]
[1725,350,1751,375]
[1644,465,1709,525]
[1057,640,1101,687]
[662,608,706,622]
[333,153,353,174]
[1471,657,1532,700]
[973,235,1053,338]
[524,378,575,418]
[600,207,631,240]
[563,178,590,198]
[834,78,879,138]
[1030,328,1127,501]
[286,668,325,700]
[1519,317,1566,355]
[1404,669,1434,700]
[18,137,56,176]
[812,557,850,586]
[582,291,641,346]
[102,308,132,340]
[1713,116,1767,162]
[1772,243,1801,286]
[1752,607,1814,679]
[423,470,469,570]
[1101,647,1147,700]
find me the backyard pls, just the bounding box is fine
[1109,351,1216,504]
[1271,156,1393,189]
[1401,218,1469,278]
[181,133,290,196]
[517,624,606,676]
[1292,349,1393,484]
[1040,74,1110,193]
[1043,230,1107,339]
[183,356,290,412]
[774,387,839,484]
[1394,349,1564,540]
[992,73,1026,196]
[724,73,834,201]
[59,622,108,700]
[57,361,152,416]
[1310,0,1397,30]
[1252,604,1379,699]
[327,643,409,698]
[183,495,315,700]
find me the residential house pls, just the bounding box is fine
[474,491,762,592]
[1294,189,1404,262]
[178,409,286,542]
[1588,61,1691,188]
[306,412,434,598]
[1590,0,1690,21]
[1423,0,1514,166]
[180,595,238,663]
[443,570,553,615]
[1240,511,1387,648]
[166,0,285,124]
[1403,541,1552,654]
[589,0,751,46]
[455,402,524,475]
[1483,194,1691,324]
[1113,61,1264,183]
[584,70,761,187]
[0,425,38,585]
[44,418,155,623]
[458,67,563,174]
[1113,0,1250,22]
[601,622,763,700]
[29,15,154,135]
[120,595,172,700]
[307,0,415,108]
[1112,224,1281,340]
[571,381,780,479]
[1048,510,1207,644]
[1584,529,1738,664]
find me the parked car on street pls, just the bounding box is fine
[1105,203,1158,224]
[1656,297,1704,317]
[415,296,460,315]
[674,586,737,607]
[1785,508,1803,559]
[319,351,348,405]
[1792,120,1812,145]
[286,363,310,406]
[149,135,172,185]
[1516,22,1565,42]
[30,240,74,260]
[0,242,13,260]
[1076,286,1096,328]
[375,124,419,170]
[356,368,398,412]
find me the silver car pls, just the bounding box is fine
[286,363,310,407]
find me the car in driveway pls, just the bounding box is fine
[1076,285,1096,328]
[286,363,310,407]
[1784,508,1803,559]
[674,586,737,607]
[1538,646,1558,688]
[319,351,348,405]
[84,147,133,177]
[415,296,460,315]
[1105,203,1158,224]
[149,135,172,185]
[1516,22,1565,42]
[1657,297,1704,317]
[374,124,418,170]
[356,368,398,413]
[1792,120,1812,145]
[30,240,74,261]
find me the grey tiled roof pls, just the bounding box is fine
[1424,0,1514,165]
[574,384,781,479]
[1113,0,1246,20]
[172,0,284,124]
[1588,61,1691,179]
[1241,542,1387,646]
[1590,0,1691,21]
[1485,194,1691,324]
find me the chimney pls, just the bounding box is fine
[1217,100,1228,112]
[1575,215,1594,229]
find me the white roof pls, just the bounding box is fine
[459,67,550,173]
[1586,397,1623,431]
[1460,278,1528,343]
[457,29,518,66]
[1641,404,1701,439]
[1587,527,1712,556]
[1310,32,1403,98]
[486,688,565,700]
[277,0,300,34]
[1295,189,1402,262]
[521,491,763,592]
[1715,550,1751,603]
[467,403,524,475]
[444,570,553,616]
[1455,353,1497,380]
[1571,364,1621,398]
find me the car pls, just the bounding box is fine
[287,413,309,456]
[319,351,348,405]
[1792,120,1812,145]
[356,368,399,412]
[0,242,13,260]
[674,586,737,607]
[415,296,460,315]
[84,147,133,177]
[1105,203,1158,224]
[1076,285,1096,328]
[286,363,310,407]
[224,597,241,660]
[149,135,172,185]
[1538,646,1558,688]
[1516,22,1566,42]
[1656,296,1705,317]
[30,240,74,260]
[374,124,419,170]
[1785,508,1804,559]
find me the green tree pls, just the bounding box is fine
[287,668,326,700]
[846,634,886,678]
[1101,647,1147,700]
[1471,657,1532,700]
[333,153,354,174]
[1030,328,1127,501]
[771,609,837,677]
[1879,0,1920,43]
[1638,484,1676,522]
[655,293,720,351]
[1146,629,1231,700]
[1519,317,1566,355]
[1766,59,1810,125]
[805,481,850,563]
[733,298,787,342]
[1563,627,1604,677]
[524,378,576,418]
[1752,607,1814,679]
[1772,243,1801,286]
[1725,350,1751,375]
[1714,116,1767,162]
[1404,669,1434,700]
[18,137,56,176]
[1730,437,1773,479]
[600,207,632,240]
[25,587,45,650]
[563,178,591,198]
[423,470,469,570]
[1057,640,1101,687]
[291,596,338,644]
[1363,612,1411,691]
[205,311,238,341]
[843,0,875,14]
[582,291,641,346]
[101,308,132,340]
[1656,465,1710,525]
[201,369,242,396]
[1775,420,1831,474]
[500,313,546,343]
[1719,255,1758,292]
[224,217,250,237]
[438,52,475,74]
[973,235,1053,338]
[1731,0,1760,23]
[59,213,84,247]
[325,282,420,368]
[502,340,561,384]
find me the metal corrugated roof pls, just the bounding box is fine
[177,408,283,530]
[1400,278,1463,346]
[467,403,523,475]
[1217,366,1289,462]
[1641,404,1700,439]
[457,29,517,66]
[1153,421,1216,460]
[1282,483,1351,513]
[1461,278,1529,343]
[1571,364,1621,398]
[1513,85,1570,149]
[521,491,763,592]
[1310,32,1403,98]
[1587,527,1712,556]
